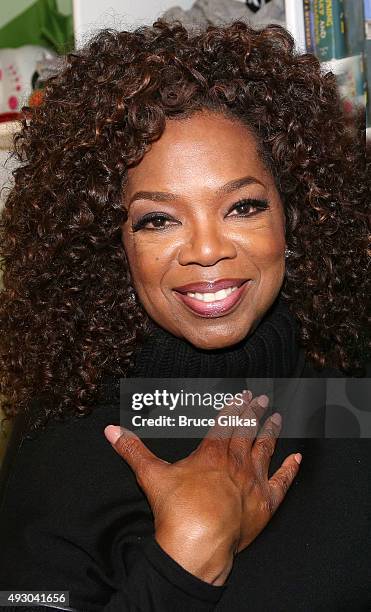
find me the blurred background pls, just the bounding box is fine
[0,0,370,462]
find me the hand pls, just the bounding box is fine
[104,390,302,586]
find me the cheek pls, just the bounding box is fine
[238,224,286,297]
[123,233,170,292]
[240,223,285,266]
[252,236,285,264]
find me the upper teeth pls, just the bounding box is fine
[186,286,238,302]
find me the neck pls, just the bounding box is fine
[128,295,301,379]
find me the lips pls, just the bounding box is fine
[173,278,247,293]
[173,279,251,318]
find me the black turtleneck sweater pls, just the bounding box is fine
[0,297,370,611]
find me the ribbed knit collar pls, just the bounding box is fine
[127,295,301,379]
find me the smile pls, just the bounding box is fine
[173,280,251,317]
[185,286,238,301]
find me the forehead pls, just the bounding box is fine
[126,111,272,193]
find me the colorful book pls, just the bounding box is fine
[343,0,365,56]
[303,0,316,53]
[313,0,346,60]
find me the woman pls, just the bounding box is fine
[0,19,369,612]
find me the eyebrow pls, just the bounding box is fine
[128,175,265,206]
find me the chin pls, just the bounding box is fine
[182,325,252,351]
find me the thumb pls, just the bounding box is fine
[104,425,164,480]
[105,424,130,446]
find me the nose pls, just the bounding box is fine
[177,220,237,267]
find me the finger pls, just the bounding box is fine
[104,425,167,480]
[251,412,282,478]
[228,394,271,464]
[267,453,302,513]
[202,389,253,444]
[231,393,270,443]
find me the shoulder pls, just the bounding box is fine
[0,396,134,608]
[0,391,124,512]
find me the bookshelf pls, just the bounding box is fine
[284,0,370,139]
[1,0,370,163]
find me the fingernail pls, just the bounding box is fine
[294,453,302,464]
[242,389,252,402]
[271,412,282,426]
[257,394,269,408]
[104,425,123,445]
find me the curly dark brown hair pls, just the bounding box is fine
[0,19,369,432]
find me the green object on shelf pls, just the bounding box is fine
[0,0,74,54]
[343,0,365,56]
[314,0,347,60]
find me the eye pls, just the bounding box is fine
[227,198,270,217]
[131,198,270,232]
[132,212,179,232]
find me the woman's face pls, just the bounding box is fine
[122,111,286,349]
